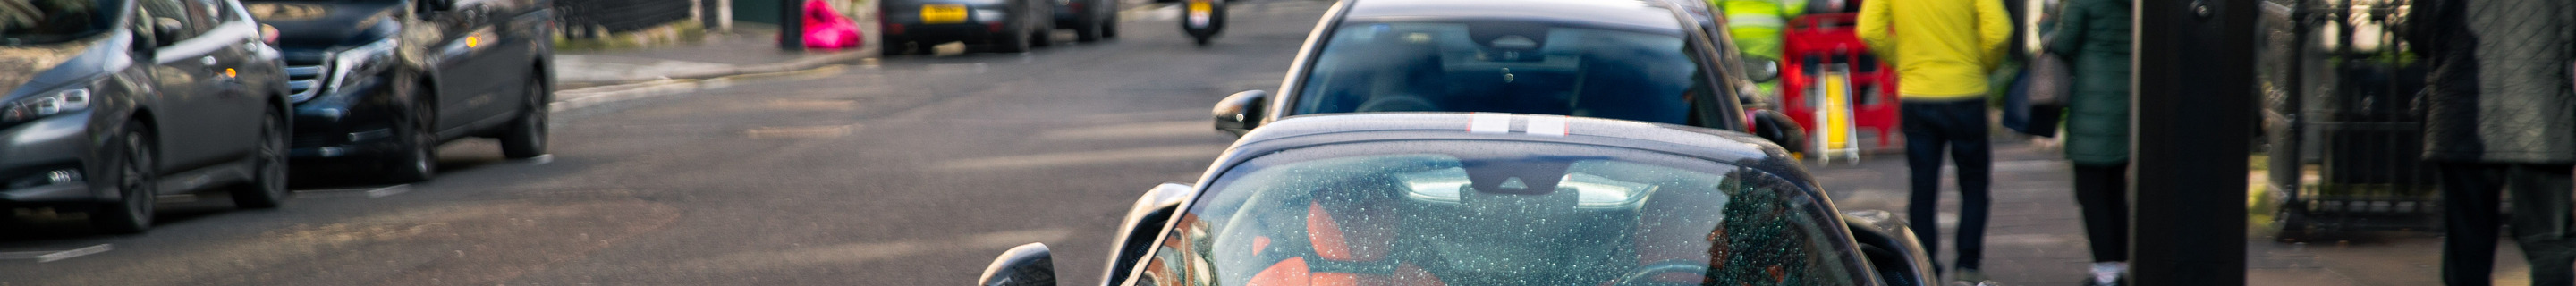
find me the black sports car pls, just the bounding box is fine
[977,113,1940,286]
[1206,0,1801,153]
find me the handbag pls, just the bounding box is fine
[2026,53,2074,105]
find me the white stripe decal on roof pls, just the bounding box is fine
[1525,115,1567,137]
[1469,114,1511,134]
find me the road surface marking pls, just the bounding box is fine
[935,144,1227,171]
[679,228,1073,273]
[522,154,555,165]
[0,244,112,263]
[745,124,861,139]
[1035,121,1214,141]
[293,184,411,198]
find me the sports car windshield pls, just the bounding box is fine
[0,0,115,44]
[1292,20,1712,125]
[1174,140,1860,285]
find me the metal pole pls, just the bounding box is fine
[2129,0,2256,284]
[778,0,802,50]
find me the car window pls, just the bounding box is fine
[1292,20,1714,126]
[0,0,117,44]
[1167,140,1863,285]
[132,0,194,39]
[177,0,219,30]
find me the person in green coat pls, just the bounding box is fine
[2043,0,2130,284]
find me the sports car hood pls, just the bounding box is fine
[0,32,124,97]
[245,0,402,49]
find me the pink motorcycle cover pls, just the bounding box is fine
[803,0,864,49]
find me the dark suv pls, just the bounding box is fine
[246,0,554,182]
[881,0,1055,54]
[1051,0,1117,42]
[0,0,295,233]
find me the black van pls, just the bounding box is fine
[0,0,295,233]
[245,0,553,182]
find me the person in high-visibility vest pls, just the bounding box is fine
[1715,0,1802,97]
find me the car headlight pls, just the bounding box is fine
[325,37,398,96]
[1,88,92,124]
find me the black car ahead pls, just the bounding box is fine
[974,113,1941,286]
[1208,0,1787,139]
[245,0,555,182]
[882,0,1056,54]
[0,0,295,233]
[1051,0,1119,42]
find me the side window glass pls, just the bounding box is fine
[135,0,192,41]
[178,0,220,32]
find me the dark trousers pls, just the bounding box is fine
[2073,164,2130,262]
[1902,99,1992,271]
[2441,163,2576,286]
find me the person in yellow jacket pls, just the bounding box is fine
[1714,0,1802,97]
[1856,0,2012,282]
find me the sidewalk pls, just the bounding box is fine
[1807,139,2499,285]
[553,27,878,89]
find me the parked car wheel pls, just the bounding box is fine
[501,76,550,159]
[90,122,157,234]
[230,108,291,208]
[382,93,436,183]
[881,35,919,55]
[1076,12,1104,42]
[1101,13,1118,38]
[1030,21,1056,47]
[987,25,1032,53]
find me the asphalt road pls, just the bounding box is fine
[0,1,1331,284]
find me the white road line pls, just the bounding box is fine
[522,154,555,165]
[292,184,411,198]
[0,244,113,263]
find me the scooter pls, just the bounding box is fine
[1180,0,1226,46]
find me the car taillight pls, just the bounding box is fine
[886,23,905,35]
[987,22,1004,32]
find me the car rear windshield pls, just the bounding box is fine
[1292,20,1712,125]
[1173,140,1862,285]
[0,0,118,44]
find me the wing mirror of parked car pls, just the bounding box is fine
[1103,183,1191,286]
[151,18,184,47]
[978,243,1057,286]
[1745,55,1782,82]
[1213,90,1267,136]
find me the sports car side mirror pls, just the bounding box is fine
[1104,183,1191,286]
[1745,56,1782,82]
[1213,90,1267,136]
[978,243,1057,286]
[1843,210,1938,286]
[151,18,185,47]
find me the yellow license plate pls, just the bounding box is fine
[921,4,968,24]
[1187,2,1210,13]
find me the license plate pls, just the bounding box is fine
[1186,2,1210,26]
[921,4,968,24]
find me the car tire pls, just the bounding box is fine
[500,76,549,159]
[1075,10,1104,42]
[381,93,436,183]
[230,108,290,209]
[1030,20,1056,47]
[987,24,1032,53]
[880,36,911,55]
[89,121,157,234]
[1101,13,1119,38]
